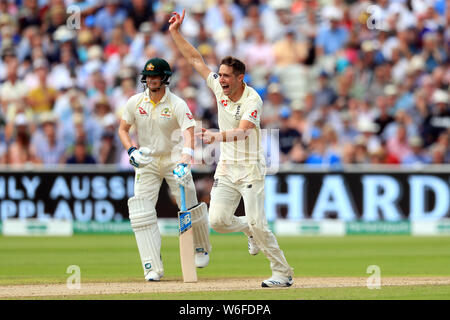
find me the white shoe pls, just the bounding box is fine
[145,271,164,281]
[248,236,260,255]
[195,249,209,268]
[261,275,293,288]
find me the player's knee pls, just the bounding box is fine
[209,215,223,232]
[128,197,157,232]
[209,211,230,233]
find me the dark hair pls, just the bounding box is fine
[220,56,246,76]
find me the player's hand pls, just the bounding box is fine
[179,153,192,165]
[195,128,220,144]
[128,147,154,168]
[173,163,192,187]
[168,9,185,32]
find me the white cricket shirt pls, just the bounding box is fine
[122,88,195,156]
[206,72,265,165]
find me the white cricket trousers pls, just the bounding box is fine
[208,172,294,278]
[130,155,211,277]
[134,155,198,208]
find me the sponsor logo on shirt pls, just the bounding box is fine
[138,106,148,115]
[186,113,193,120]
[250,110,258,120]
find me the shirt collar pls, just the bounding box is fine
[144,87,170,105]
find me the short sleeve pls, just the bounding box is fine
[206,72,222,96]
[174,100,196,132]
[121,95,138,125]
[241,98,262,126]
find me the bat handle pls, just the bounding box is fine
[179,185,186,212]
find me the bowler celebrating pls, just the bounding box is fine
[169,10,294,287]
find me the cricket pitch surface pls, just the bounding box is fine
[2,277,450,298]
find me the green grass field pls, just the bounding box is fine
[1,234,450,300]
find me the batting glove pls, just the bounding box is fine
[128,146,154,168]
[173,163,192,187]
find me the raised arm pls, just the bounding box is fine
[168,10,211,80]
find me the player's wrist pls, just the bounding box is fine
[216,132,224,142]
[181,147,194,157]
[127,146,137,155]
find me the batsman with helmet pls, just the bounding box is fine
[169,11,294,287]
[118,57,211,281]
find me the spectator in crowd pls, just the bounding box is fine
[339,111,359,144]
[261,83,289,129]
[354,135,370,164]
[422,89,450,145]
[278,106,301,162]
[97,130,119,165]
[0,58,27,116]
[340,142,356,165]
[429,131,450,163]
[304,127,340,167]
[322,124,342,163]
[125,0,155,31]
[0,0,447,169]
[386,123,412,162]
[272,28,307,67]
[374,96,395,136]
[314,71,337,109]
[289,99,309,135]
[66,138,97,164]
[402,136,432,165]
[26,59,58,115]
[32,112,66,165]
[421,32,447,73]
[356,118,382,154]
[110,68,137,114]
[94,0,127,41]
[315,6,349,56]
[127,21,170,68]
[243,27,275,71]
[204,0,244,37]
[6,113,38,166]
[48,36,78,91]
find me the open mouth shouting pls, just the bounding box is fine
[221,83,230,94]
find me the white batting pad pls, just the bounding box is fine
[189,202,212,253]
[128,197,164,276]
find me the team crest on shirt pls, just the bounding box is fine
[221,99,228,107]
[160,107,172,119]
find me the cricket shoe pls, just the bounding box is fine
[195,249,209,268]
[261,275,293,288]
[145,271,164,281]
[248,236,260,255]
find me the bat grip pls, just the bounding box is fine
[179,185,186,212]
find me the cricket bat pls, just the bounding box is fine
[178,184,198,283]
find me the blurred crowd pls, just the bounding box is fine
[0,0,449,170]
